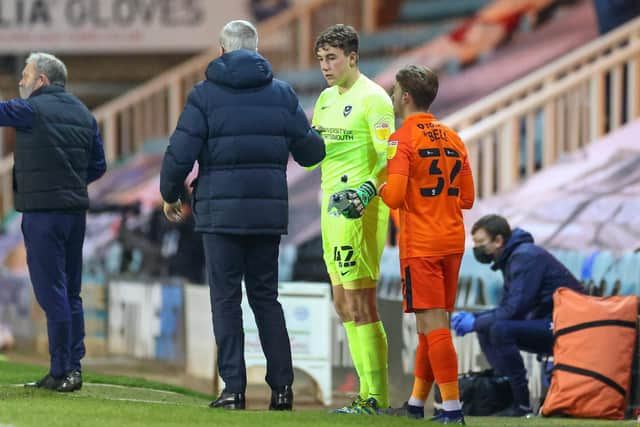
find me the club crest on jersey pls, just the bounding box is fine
[343,105,352,117]
[375,120,391,141]
[387,140,398,160]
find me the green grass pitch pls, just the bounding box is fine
[0,360,634,426]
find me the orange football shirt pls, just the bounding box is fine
[380,113,474,258]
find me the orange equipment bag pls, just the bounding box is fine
[541,287,638,419]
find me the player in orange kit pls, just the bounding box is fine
[378,65,475,424]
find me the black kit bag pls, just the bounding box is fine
[434,369,513,416]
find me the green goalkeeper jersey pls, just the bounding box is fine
[312,74,394,191]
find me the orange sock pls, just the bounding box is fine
[411,378,433,403]
[438,381,460,402]
[427,328,460,402]
[411,333,434,402]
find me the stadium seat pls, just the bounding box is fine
[616,252,640,296]
[549,250,585,279]
[398,0,490,23]
[459,250,503,309]
[589,251,618,295]
[358,23,453,58]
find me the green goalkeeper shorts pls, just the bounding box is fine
[321,193,389,285]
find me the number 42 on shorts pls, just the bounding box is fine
[333,245,356,268]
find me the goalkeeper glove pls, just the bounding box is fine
[328,181,376,219]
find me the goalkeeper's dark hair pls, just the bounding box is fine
[395,65,438,111]
[471,214,512,242]
[315,24,359,56]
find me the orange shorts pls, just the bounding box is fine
[401,253,463,313]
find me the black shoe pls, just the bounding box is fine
[383,401,424,419]
[494,404,532,417]
[24,373,74,392]
[209,390,245,410]
[430,409,466,424]
[67,370,83,391]
[269,385,293,410]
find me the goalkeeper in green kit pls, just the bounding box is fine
[310,24,394,414]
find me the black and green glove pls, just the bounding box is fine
[328,181,376,219]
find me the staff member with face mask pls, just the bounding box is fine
[452,214,583,417]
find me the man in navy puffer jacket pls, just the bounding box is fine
[160,20,325,411]
[452,214,583,417]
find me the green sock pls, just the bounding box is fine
[343,321,369,398]
[357,321,389,408]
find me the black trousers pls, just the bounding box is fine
[202,233,293,393]
[22,212,86,378]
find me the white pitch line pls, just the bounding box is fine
[10,383,183,396]
[74,395,195,406]
[68,393,205,407]
[84,383,181,395]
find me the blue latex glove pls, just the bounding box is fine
[453,312,476,336]
[452,311,469,330]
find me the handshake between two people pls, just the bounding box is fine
[328,180,377,219]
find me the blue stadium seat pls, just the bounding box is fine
[616,252,640,296]
[358,23,453,57]
[142,138,170,154]
[398,0,490,23]
[359,58,394,79]
[277,57,393,94]
[275,68,324,92]
[549,250,585,279]
[589,251,618,295]
[459,250,503,309]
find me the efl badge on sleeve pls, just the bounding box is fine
[375,120,391,141]
[387,139,398,160]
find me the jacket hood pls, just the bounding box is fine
[205,49,273,90]
[491,228,534,270]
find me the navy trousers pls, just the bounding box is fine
[22,212,86,379]
[476,319,554,407]
[202,233,293,393]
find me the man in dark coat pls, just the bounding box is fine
[0,52,106,391]
[160,20,325,411]
[453,214,583,416]
[593,0,640,34]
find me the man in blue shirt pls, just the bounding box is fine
[453,214,583,416]
[0,52,106,391]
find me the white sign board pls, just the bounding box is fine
[184,284,215,380]
[0,0,250,53]
[242,281,333,405]
[108,280,162,358]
